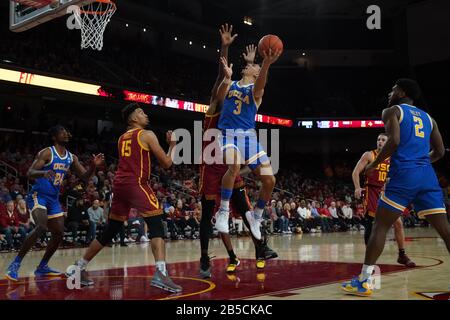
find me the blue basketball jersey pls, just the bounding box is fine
[390,104,433,172]
[31,146,73,197]
[218,81,258,130]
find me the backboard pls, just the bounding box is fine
[9,0,94,32]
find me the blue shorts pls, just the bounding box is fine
[220,129,270,171]
[26,191,64,219]
[378,165,446,219]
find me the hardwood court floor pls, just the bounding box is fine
[0,227,448,300]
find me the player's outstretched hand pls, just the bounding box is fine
[166,130,176,146]
[92,153,105,167]
[44,170,56,180]
[262,48,282,65]
[354,188,364,200]
[220,57,233,79]
[220,23,238,47]
[243,44,257,64]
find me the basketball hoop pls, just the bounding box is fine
[74,0,116,51]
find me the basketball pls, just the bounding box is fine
[258,34,284,57]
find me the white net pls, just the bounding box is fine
[74,0,116,51]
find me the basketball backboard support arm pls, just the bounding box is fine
[9,0,94,32]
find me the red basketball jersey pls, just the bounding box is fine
[199,112,243,197]
[114,128,151,185]
[365,150,390,188]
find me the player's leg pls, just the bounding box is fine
[425,213,450,253]
[363,215,374,245]
[70,218,124,286]
[246,162,276,240]
[215,146,241,234]
[342,206,400,296]
[5,198,49,281]
[220,232,240,273]
[393,218,416,267]
[71,190,128,286]
[136,182,181,293]
[35,215,65,277]
[414,175,450,253]
[199,195,214,278]
[231,187,278,269]
[413,166,450,252]
[144,215,182,293]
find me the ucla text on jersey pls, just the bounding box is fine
[26,146,73,218]
[218,81,258,130]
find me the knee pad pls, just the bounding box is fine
[97,219,123,246]
[144,215,165,239]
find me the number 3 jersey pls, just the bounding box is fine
[31,146,73,197]
[218,81,258,130]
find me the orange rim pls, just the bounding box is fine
[79,0,116,15]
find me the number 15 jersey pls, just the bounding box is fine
[114,128,151,185]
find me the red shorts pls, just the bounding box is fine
[364,185,382,217]
[110,183,162,222]
[199,164,243,201]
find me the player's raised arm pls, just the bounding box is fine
[71,153,105,183]
[352,151,373,199]
[27,148,55,180]
[366,107,400,174]
[141,130,176,169]
[429,118,445,163]
[253,48,281,105]
[215,57,233,103]
[209,24,237,103]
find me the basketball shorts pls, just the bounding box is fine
[364,186,382,218]
[220,129,270,170]
[199,164,244,201]
[26,191,64,219]
[110,183,162,222]
[378,165,446,219]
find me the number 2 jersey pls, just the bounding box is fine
[379,103,446,218]
[390,103,433,173]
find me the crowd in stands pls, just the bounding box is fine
[1,131,448,252]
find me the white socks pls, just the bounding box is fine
[254,207,264,219]
[220,200,230,212]
[76,259,89,270]
[156,261,167,276]
[360,264,375,281]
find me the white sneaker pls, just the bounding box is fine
[245,211,262,240]
[214,208,230,234]
[140,235,150,242]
